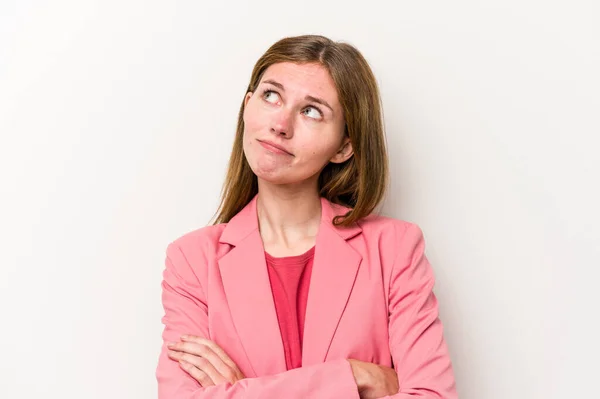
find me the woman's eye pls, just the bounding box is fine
[303,106,322,119]
[263,90,280,104]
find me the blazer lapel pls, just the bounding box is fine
[302,197,363,366]
[218,194,363,374]
[218,194,286,376]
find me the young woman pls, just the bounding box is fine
[156,34,457,398]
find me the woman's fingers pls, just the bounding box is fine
[167,338,241,384]
[185,352,224,385]
[168,348,223,385]
[182,336,246,380]
[168,343,229,383]
[178,359,214,387]
[167,340,208,357]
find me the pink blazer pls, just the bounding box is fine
[156,194,457,398]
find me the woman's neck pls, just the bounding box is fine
[255,186,322,251]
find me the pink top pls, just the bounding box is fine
[265,246,315,370]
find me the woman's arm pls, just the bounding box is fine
[156,242,360,399]
[381,223,458,398]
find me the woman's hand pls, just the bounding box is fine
[348,359,399,399]
[167,335,246,387]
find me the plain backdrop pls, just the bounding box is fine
[1,1,598,398]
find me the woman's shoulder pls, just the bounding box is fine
[165,223,228,259]
[170,223,226,245]
[357,212,424,241]
[356,214,429,273]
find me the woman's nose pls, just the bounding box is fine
[270,108,294,137]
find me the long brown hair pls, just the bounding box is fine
[210,35,389,227]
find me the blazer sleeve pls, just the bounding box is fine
[156,242,360,399]
[382,223,458,398]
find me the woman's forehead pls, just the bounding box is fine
[260,63,338,95]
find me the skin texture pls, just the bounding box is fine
[242,61,352,187]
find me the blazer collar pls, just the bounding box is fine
[217,193,363,376]
[219,193,362,246]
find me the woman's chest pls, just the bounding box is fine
[205,254,393,375]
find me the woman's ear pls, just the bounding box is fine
[244,92,253,107]
[330,137,354,164]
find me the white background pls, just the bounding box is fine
[1,1,598,398]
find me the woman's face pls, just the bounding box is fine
[242,62,353,186]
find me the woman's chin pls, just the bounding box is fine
[255,171,321,188]
[256,174,297,185]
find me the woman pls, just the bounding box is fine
[156,35,457,398]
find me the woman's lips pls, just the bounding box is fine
[258,140,293,156]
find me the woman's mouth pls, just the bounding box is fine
[258,140,293,156]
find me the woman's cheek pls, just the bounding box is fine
[243,111,257,133]
[244,100,265,130]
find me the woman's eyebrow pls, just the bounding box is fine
[263,79,285,91]
[262,79,334,113]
